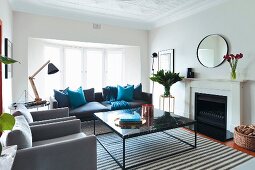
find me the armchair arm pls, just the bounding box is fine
[30,107,69,121]
[13,136,97,170]
[142,92,153,104]
[31,119,81,142]
[29,116,76,126]
[49,96,58,109]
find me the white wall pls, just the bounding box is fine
[0,0,13,111]
[13,12,149,102]
[149,0,255,124]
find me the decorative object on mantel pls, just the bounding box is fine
[187,68,195,78]
[150,69,183,97]
[197,34,228,68]
[234,125,255,151]
[223,53,243,80]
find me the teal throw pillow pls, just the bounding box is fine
[67,87,86,109]
[117,85,134,102]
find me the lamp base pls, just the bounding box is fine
[34,99,47,105]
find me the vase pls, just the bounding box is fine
[164,86,170,97]
[231,69,237,80]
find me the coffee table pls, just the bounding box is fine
[94,108,197,170]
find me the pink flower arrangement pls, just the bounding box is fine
[223,53,243,79]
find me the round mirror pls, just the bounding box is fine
[197,34,228,68]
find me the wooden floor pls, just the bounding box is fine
[184,128,255,157]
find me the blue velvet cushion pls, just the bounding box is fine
[128,83,142,100]
[110,100,130,110]
[102,86,118,101]
[117,85,134,102]
[54,87,69,108]
[67,87,87,109]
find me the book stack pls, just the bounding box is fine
[119,112,142,128]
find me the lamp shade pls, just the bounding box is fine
[48,63,59,74]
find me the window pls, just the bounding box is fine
[64,48,83,89]
[86,50,103,92]
[43,44,125,94]
[106,50,123,86]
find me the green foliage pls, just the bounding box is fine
[0,55,19,64]
[0,113,15,131]
[150,69,183,88]
[0,55,18,155]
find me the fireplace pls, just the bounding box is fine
[195,93,233,141]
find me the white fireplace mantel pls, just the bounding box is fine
[184,78,246,132]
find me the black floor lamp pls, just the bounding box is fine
[151,52,158,94]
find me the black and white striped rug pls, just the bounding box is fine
[82,122,254,170]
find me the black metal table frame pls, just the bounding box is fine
[94,117,197,170]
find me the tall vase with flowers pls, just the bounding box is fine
[223,53,243,80]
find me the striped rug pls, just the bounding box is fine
[82,123,254,170]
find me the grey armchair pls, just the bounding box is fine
[13,106,76,126]
[8,117,97,170]
[29,107,76,126]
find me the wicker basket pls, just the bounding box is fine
[234,126,255,151]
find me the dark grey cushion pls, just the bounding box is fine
[54,89,69,108]
[83,88,95,102]
[6,116,32,149]
[70,102,109,118]
[102,86,118,101]
[134,83,142,100]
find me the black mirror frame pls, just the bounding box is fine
[196,34,229,68]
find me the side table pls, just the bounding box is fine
[0,145,17,170]
[8,101,50,113]
[159,94,175,113]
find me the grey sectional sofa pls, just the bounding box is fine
[50,91,152,121]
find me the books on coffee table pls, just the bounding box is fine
[119,112,141,123]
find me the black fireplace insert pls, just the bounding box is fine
[195,93,233,141]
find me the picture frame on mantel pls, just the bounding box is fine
[5,38,13,79]
[158,49,174,72]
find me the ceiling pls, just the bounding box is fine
[9,0,228,30]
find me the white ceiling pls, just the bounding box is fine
[9,0,228,30]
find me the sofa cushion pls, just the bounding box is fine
[117,85,134,102]
[6,116,32,149]
[83,88,95,102]
[33,133,86,147]
[12,104,33,123]
[67,87,87,109]
[102,86,118,101]
[101,100,146,110]
[54,88,69,108]
[128,100,148,108]
[100,101,112,110]
[69,102,109,118]
[133,83,142,100]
